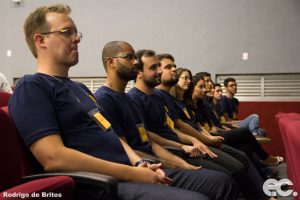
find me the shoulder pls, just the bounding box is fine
[14,73,54,92]
[94,86,115,100]
[233,97,239,103]
[128,87,143,99]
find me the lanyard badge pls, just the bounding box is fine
[165,113,175,130]
[221,116,226,122]
[136,124,149,143]
[163,106,175,130]
[233,112,237,120]
[204,122,210,131]
[88,108,111,132]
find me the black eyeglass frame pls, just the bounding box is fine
[112,53,137,62]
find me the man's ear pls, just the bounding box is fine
[136,71,143,79]
[34,34,47,48]
[106,57,116,69]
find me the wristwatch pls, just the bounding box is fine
[134,158,155,166]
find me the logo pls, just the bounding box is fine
[263,178,298,197]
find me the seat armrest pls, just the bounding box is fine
[23,171,118,200]
[164,146,185,158]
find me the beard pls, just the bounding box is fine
[116,63,138,81]
[144,74,161,88]
[161,76,179,87]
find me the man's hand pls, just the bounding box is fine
[181,145,201,157]
[209,126,219,133]
[206,135,224,149]
[136,162,172,185]
[193,140,218,158]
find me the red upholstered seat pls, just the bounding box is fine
[275,112,300,200]
[0,106,118,200]
[0,106,43,191]
[0,91,11,107]
[0,106,75,199]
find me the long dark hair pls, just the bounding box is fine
[187,73,205,109]
[169,68,193,104]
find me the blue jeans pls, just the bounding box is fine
[235,114,265,135]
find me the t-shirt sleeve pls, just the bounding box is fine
[8,77,59,146]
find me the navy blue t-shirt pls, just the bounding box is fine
[154,89,199,130]
[189,100,214,129]
[127,87,180,142]
[94,86,153,155]
[210,102,226,123]
[8,73,131,165]
[206,103,223,128]
[220,96,239,120]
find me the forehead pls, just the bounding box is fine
[142,56,159,66]
[160,58,174,68]
[204,76,211,81]
[228,81,236,85]
[46,12,76,29]
[181,71,191,77]
[215,86,222,90]
[197,79,205,86]
[119,44,135,53]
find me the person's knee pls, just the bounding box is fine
[249,114,259,122]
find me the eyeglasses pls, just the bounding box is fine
[40,29,83,40]
[112,53,137,62]
[179,76,191,81]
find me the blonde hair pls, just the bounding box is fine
[23,4,71,58]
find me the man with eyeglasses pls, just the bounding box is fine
[221,77,267,137]
[94,41,236,200]
[8,4,212,200]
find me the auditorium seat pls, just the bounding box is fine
[0,176,75,200]
[0,106,118,200]
[275,112,300,200]
[0,91,11,107]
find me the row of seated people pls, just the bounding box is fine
[195,75,271,143]
[202,74,267,137]
[7,4,284,200]
[168,69,282,178]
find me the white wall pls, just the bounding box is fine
[1,0,300,85]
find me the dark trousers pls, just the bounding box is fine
[219,144,269,200]
[190,144,267,200]
[184,146,245,178]
[213,127,269,160]
[118,168,236,200]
